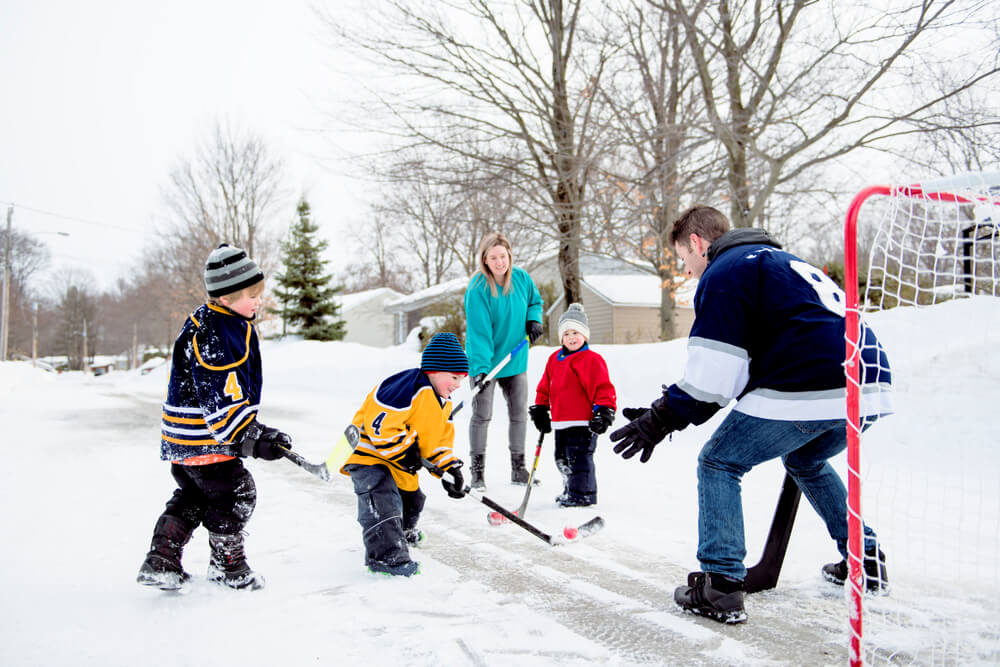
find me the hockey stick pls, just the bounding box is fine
[487,430,544,525]
[452,337,529,418]
[423,457,603,545]
[279,425,360,482]
[744,471,802,594]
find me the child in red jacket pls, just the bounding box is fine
[529,303,617,507]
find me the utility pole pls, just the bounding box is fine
[1,205,12,362]
[82,319,89,373]
[132,322,138,370]
[32,303,38,367]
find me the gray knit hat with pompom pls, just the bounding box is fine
[558,303,590,340]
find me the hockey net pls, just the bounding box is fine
[844,171,1000,666]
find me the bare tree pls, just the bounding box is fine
[592,0,723,338]
[50,269,98,370]
[1,228,50,356]
[323,0,613,305]
[154,120,288,319]
[669,0,1000,227]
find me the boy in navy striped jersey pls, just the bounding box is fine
[137,244,292,591]
[611,205,892,624]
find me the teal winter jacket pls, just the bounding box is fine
[464,266,543,378]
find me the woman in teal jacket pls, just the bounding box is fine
[464,231,544,490]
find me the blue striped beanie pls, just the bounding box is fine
[421,333,469,374]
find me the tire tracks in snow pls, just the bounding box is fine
[417,510,849,666]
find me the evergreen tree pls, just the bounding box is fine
[272,199,346,341]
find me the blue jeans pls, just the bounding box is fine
[696,411,878,580]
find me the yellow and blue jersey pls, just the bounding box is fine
[159,303,262,463]
[341,368,461,491]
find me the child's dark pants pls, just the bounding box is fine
[162,458,257,535]
[554,426,597,505]
[346,463,425,569]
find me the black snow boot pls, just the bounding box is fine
[470,455,486,491]
[510,453,540,486]
[137,514,194,590]
[674,572,747,624]
[207,531,265,591]
[822,547,889,595]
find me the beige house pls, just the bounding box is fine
[382,252,695,345]
[531,253,695,345]
[338,287,404,348]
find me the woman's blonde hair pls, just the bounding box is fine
[477,232,513,296]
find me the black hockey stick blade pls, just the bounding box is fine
[423,458,564,546]
[576,515,605,538]
[744,471,802,594]
[280,425,360,482]
[280,448,331,481]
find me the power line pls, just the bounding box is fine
[0,199,146,234]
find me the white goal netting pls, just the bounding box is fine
[846,171,1000,666]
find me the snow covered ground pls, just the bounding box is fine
[1,297,998,666]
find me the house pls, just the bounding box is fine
[530,252,695,345]
[338,287,404,348]
[382,252,695,345]
[384,277,468,345]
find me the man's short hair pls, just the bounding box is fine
[670,205,730,247]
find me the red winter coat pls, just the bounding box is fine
[535,344,617,428]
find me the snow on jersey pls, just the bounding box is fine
[160,303,262,462]
[667,230,893,426]
[341,368,461,492]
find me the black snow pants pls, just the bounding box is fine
[345,463,425,569]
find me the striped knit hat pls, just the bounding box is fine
[204,243,264,297]
[558,302,590,340]
[421,332,469,374]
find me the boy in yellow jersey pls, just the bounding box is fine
[342,332,468,576]
[137,243,292,591]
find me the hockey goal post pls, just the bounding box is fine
[843,171,1000,666]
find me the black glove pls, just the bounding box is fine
[473,373,490,392]
[239,421,292,461]
[609,397,681,463]
[441,462,466,499]
[526,320,544,344]
[528,404,551,434]
[588,405,615,434]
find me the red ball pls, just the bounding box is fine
[563,526,579,540]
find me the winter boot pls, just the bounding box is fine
[822,547,889,595]
[137,514,194,590]
[510,453,540,486]
[207,531,265,591]
[368,560,421,577]
[674,572,747,624]
[470,455,486,491]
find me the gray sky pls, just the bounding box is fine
[0,0,368,293]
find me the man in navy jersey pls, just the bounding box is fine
[610,205,893,624]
